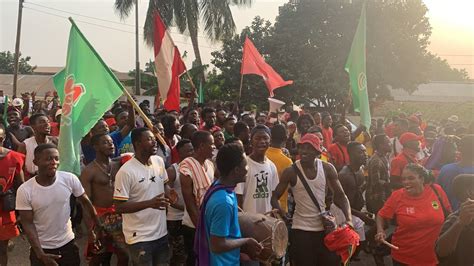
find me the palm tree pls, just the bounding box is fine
[114,0,252,82]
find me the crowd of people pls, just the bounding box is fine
[0,92,473,266]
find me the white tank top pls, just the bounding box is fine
[291,159,326,232]
[167,163,184,221]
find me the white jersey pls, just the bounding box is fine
[114,156,169,244]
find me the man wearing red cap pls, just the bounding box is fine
[271,133,353,266]
[389,132,422,190]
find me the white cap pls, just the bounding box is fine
[12,98,23,107]
[448,115,459,123]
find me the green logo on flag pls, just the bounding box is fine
[357,72,367,92]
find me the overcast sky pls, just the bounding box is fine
[1,0,473,77]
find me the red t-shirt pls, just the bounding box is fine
[322,127,333,149]
[390,150,419,176]
[327,143,349,171]
[50,121,60,137]
[0,150,25,225]
[378,184,451,265]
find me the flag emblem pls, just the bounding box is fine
[432,201,440,210]
[357,72,367,92]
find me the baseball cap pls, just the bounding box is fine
[298,133,322,153]
[448,115,459,123]
[12,98,23,107]
[399,132,422,145]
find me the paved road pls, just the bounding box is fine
[8,231,392,265]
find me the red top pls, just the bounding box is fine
[0,150,25,225]
[378,184,451,265]
[390,149,419,177]
[327,143,349,171]
[50,121,60,137]
[322,127,333,149]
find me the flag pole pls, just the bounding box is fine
[121,87,167,146]
[238,74,244,102]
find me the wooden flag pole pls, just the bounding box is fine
[121,88,167,146]
[238,74,244,102]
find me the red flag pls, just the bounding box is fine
[241,37,293,96]
[153,12,186,111]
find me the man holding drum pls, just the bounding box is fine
[271,133,353,266]
[195,143,263,265]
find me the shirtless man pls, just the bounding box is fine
[5,109,33,150]
[80,134,128,265]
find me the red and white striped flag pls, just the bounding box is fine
[153,12,186,111]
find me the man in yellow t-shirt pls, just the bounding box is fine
[266,124,293,212]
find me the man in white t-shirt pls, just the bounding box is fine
[236,125,279,214]
[16,143,100,266]
[114,127,177,266]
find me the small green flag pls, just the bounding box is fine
[198,81,204,104]
[2,95,8,127]
[345,2,371,128]
[53,18,124,175]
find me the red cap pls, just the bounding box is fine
[105,117,117,126]
[399,132,422,145]
[298,133,322,153]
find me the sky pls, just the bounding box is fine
[0,0,473,77]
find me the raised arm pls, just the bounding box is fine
[119,101,136,139]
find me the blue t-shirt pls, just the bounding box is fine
[81,131,124,164]
[204,189,241,266]
[437,163,474,210]
[117,132,134,154]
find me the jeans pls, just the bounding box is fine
[181,225,195,266]
[128,235,170,266]
[167,220,186,265]
[30,240,80,266]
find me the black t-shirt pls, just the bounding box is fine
[437,211,474,266]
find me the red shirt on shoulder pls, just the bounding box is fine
[327,143,349,171]
[322,127,333,149]
[378,184,451,265]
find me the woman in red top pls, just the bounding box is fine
[375,163,451,266]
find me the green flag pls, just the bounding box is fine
[198,81,204,104]
[53,18,124,175]
[2,95,8,127]
[345,2,371,128]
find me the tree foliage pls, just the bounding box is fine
[114,0,251,82]
[207,0,463,112]
[426,53,469,81]
[0,51,36,74]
